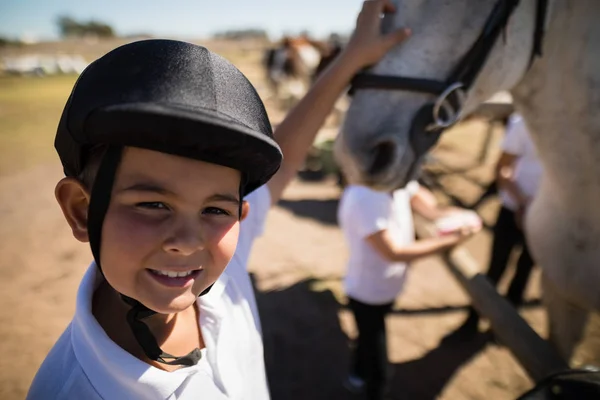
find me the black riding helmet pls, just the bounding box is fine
[55,39,282,366]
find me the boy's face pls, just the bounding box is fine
[58,146,247,314]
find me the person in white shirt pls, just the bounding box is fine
[338,181,481,400]
[26,2,412,399]
[460,113,543,332]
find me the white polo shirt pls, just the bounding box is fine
[499,114,544,211]
[27,186,272,400]
[338,182,419,305]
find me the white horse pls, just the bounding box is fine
[335,0,600,365]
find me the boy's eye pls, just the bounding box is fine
[203,207,231,216]
[136,202,169,210]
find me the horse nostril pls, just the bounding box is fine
[368,140,396,176]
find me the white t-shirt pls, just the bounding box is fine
[27,186,272,400]
[338,182,420,305]
[499,114,544,211]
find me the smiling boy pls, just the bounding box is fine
[26,1,410,399]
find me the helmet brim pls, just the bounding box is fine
[80,102,282,195]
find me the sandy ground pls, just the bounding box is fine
[0,43,548,399]
[0,128,546,400]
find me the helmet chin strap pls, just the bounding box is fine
[87,145,204,367]
[120,295,202,366]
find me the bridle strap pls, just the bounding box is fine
[532,0,548,60]
[349,0,547,96]
[446,0,521,89]
[343,0,549,181]
[349,75,447,95]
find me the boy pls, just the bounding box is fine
[460,113,543,332]
[338,180,480,400]
[26,1,411,399]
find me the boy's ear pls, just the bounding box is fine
[55,177,91,243]
[240,200,250,222]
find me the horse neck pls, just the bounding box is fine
[459,0,538,115]
[511,0,600,210]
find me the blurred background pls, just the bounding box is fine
[0,1,546,399]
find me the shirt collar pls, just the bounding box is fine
[71,263,228,399]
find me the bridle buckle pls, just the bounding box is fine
[427,82,466,131]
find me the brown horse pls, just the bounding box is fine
[263,35,341,106]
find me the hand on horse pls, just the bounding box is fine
[343,0,411,70]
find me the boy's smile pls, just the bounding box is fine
[146,267,203,288]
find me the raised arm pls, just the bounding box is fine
[365,228,472,263]
[409,185,445,221]
[266,0,411,204]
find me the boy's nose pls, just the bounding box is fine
[162,220,205,255]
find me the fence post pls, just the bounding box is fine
[414,215,569,382]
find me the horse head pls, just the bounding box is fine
[335,0,542,190]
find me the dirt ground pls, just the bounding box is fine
[0,40,547,399]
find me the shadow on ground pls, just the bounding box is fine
[277,177,498,231]
[388,298,540,317]
[266,191,539,399]
[252,274,508,400]
[277,198,340,226]
[255,276,350,399]
[387,329,493,400]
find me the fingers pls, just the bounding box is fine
[364,0,396,15]
[356,0,410,49]
[356,1,376,25]
[358,0,395,24]
[467,225,482,235]
[347,0,410,68]
[459,225,480,237]
[381,0,397,14]
[384,27,411,49]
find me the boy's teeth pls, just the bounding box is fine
[155,270,193,278]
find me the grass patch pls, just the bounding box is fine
[0,75,78,176]
[0,45,267,177]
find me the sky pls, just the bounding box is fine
[0,0,365,42]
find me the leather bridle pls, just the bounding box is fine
[348,0,548,170]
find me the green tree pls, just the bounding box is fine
[56,16,115,38]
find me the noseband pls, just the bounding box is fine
[349,0,548,160]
